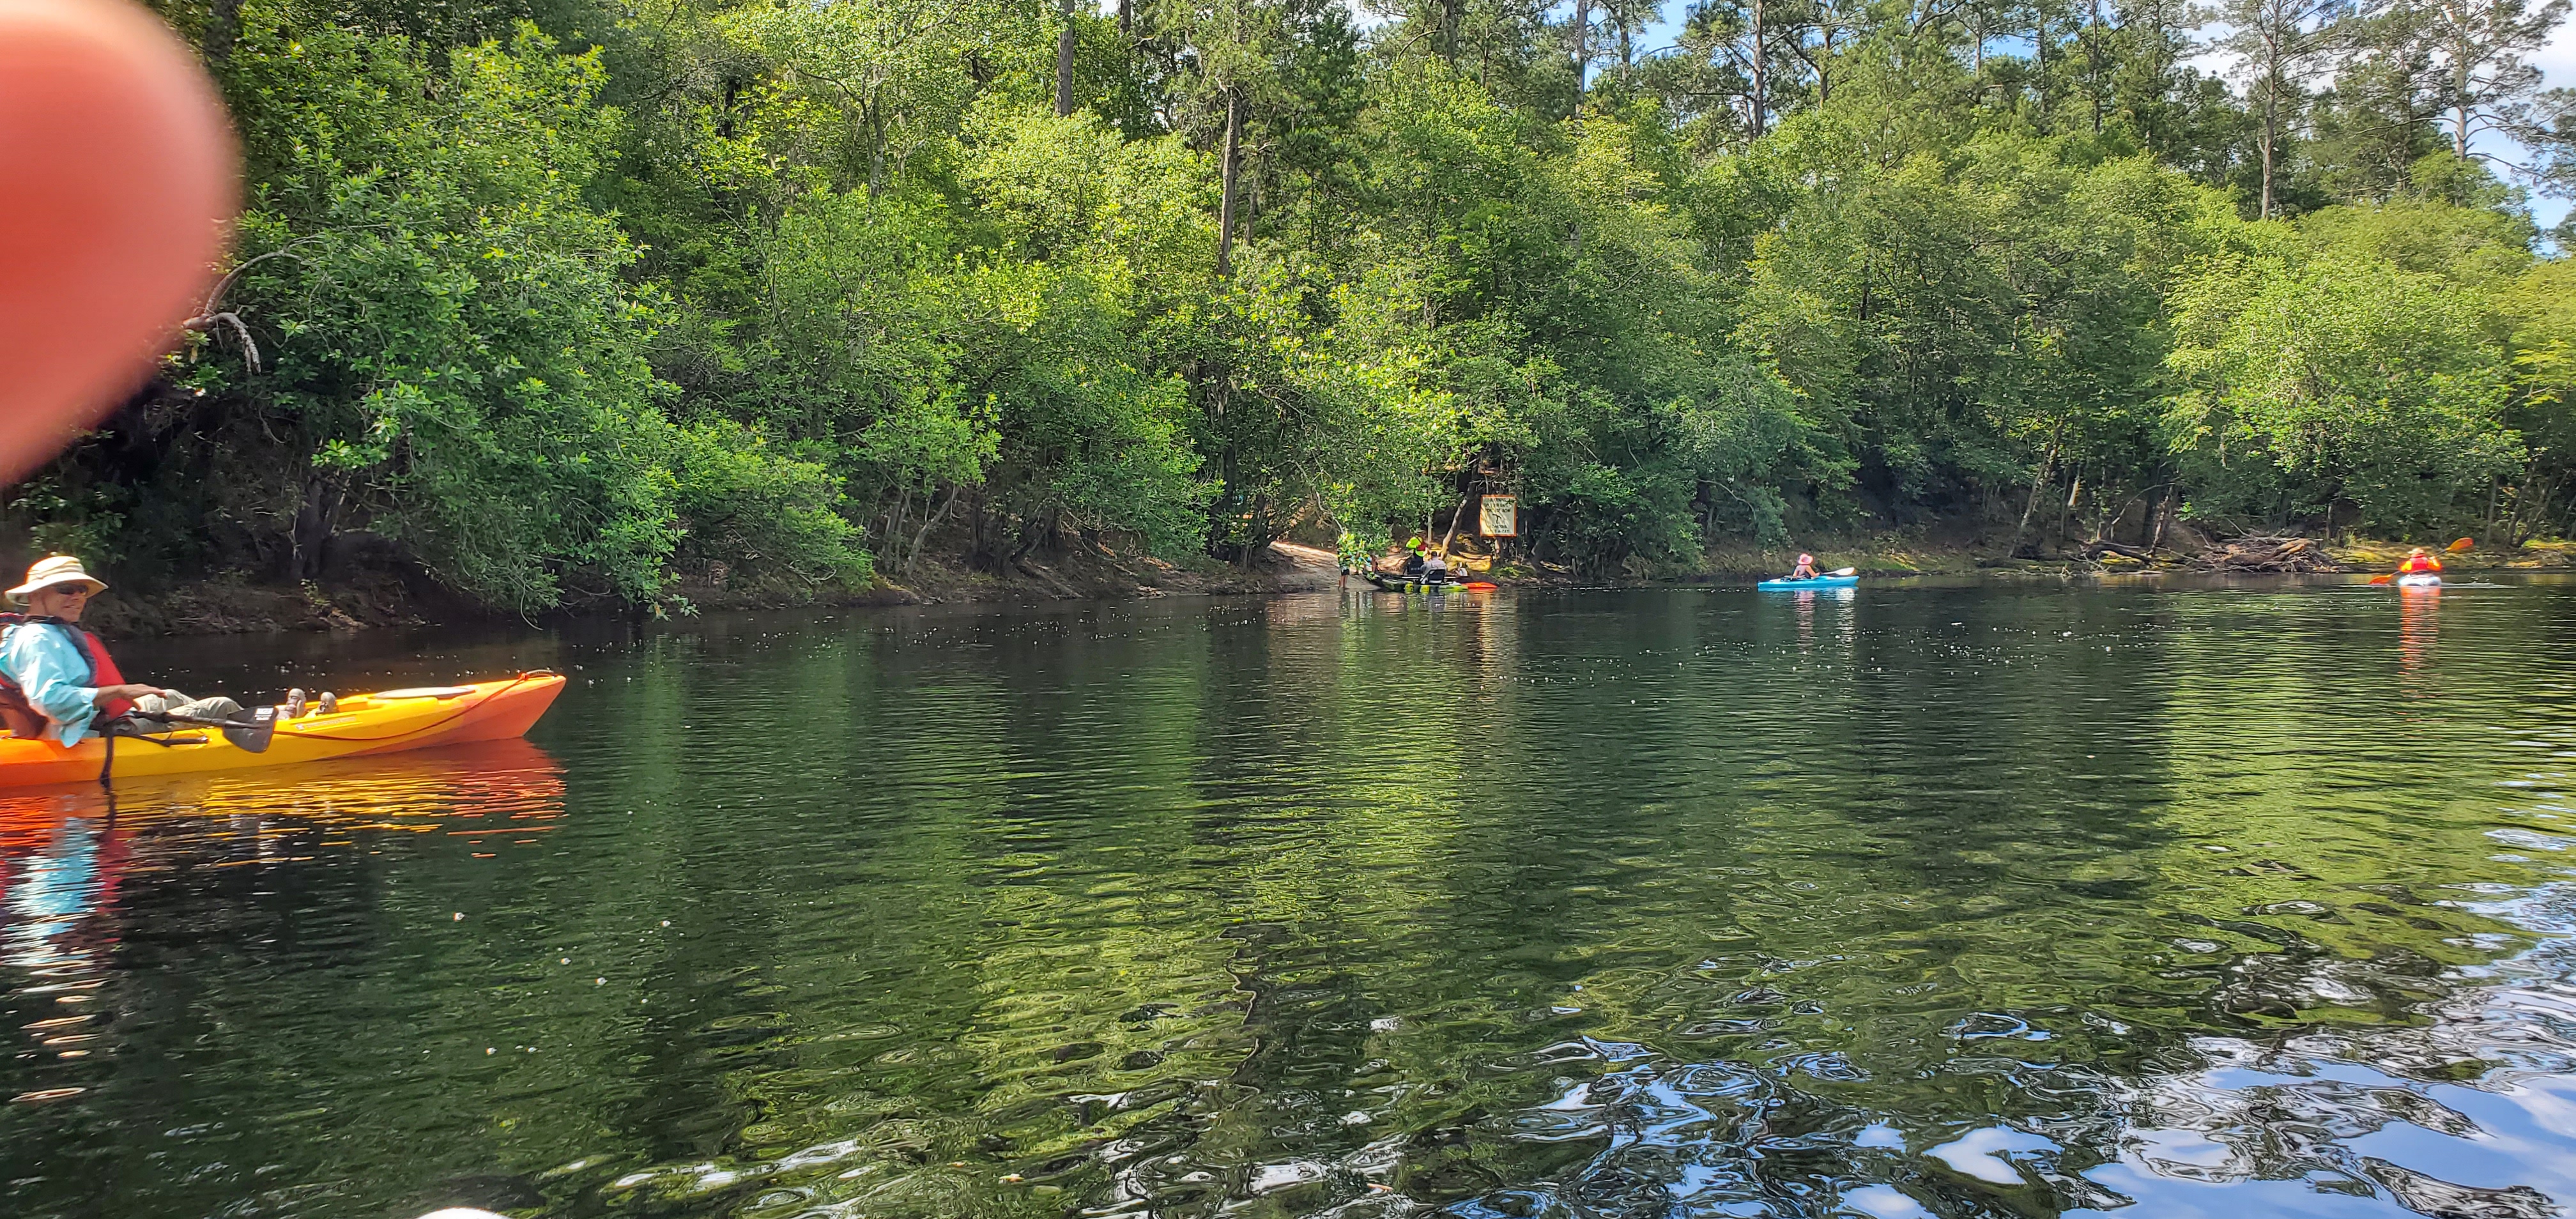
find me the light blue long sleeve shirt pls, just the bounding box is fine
[0,624,105,747]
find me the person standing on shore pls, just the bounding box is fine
[0,556,242,745]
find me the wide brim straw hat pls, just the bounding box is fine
[6,555,106,604]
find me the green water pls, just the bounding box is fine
[5,581,2576,1219]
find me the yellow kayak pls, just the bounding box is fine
[0,672,565,788]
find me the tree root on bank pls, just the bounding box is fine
[2080,539,2160,565]
[2191,535,2344,573]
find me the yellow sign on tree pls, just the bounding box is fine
[1479,494,1518,537]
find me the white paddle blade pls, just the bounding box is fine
[1828,567,1857,576]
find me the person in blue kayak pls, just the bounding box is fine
[1788,553,1820,580]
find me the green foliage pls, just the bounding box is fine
[45,3,880,612]
[2165,247,2522,532]
[209,16,691,610]
[1741,135,2192,528]
[951,107,1218,556]
[668,421,872,586]
[23,0,2570,610]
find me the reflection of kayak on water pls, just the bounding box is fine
[0,738,567,1077]
[0,673,565,788]
[59,736,566,820]
[0,795,126,972]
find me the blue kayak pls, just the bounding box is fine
[1757,575,1859,590]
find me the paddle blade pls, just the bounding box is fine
[2448,537,2474,552]
[2368,574,2393,585]
[1827,567,1858,577]
[221,705,275,753]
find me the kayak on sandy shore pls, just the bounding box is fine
[0,671,566,788]
[1358,570,1498,593]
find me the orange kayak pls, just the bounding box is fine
[0,671,565,788]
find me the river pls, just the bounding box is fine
[4,579,2575,1218]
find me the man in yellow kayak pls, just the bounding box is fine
[0,555,241,746]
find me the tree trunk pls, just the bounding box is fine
[203,0,243,66]
[2033,12,2050,133]
[1241,493,1270,569]
[1749,0,1767,135]
[2512,476,2552,544]
[2260,90,2276,217]
[2085,0,2106,132]
[1215,91,1242,277]
[2258,36,2281,218]
[1055,0,1077,117]
[1617,0,1632,82]
[1437,491,1473,553]
[907,484,962,575]
[884,484,910,558]
[288,474,341,583]
[1571,0,1590,88]
[1117,0,1130,38]
[2505,452,2545,542]
[2010,433,2060,555]
[864,98,887,199]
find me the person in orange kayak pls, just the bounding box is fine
[1788,553,1820,580]
[0,555,241,745]
[2398,548,2442,577]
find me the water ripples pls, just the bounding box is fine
[6,583,2576,1216]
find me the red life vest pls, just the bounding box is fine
[2398,554,2442,574]
[0,616,131,739]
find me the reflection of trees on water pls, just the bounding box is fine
[589,590,2576,1219]
[8,590,2576,1218]
[0,743,567,1206]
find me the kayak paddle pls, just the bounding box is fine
[2368,574,2393,585]
[96,705,275,787]
[163,705,278,753]
[1828,567,1858,577]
